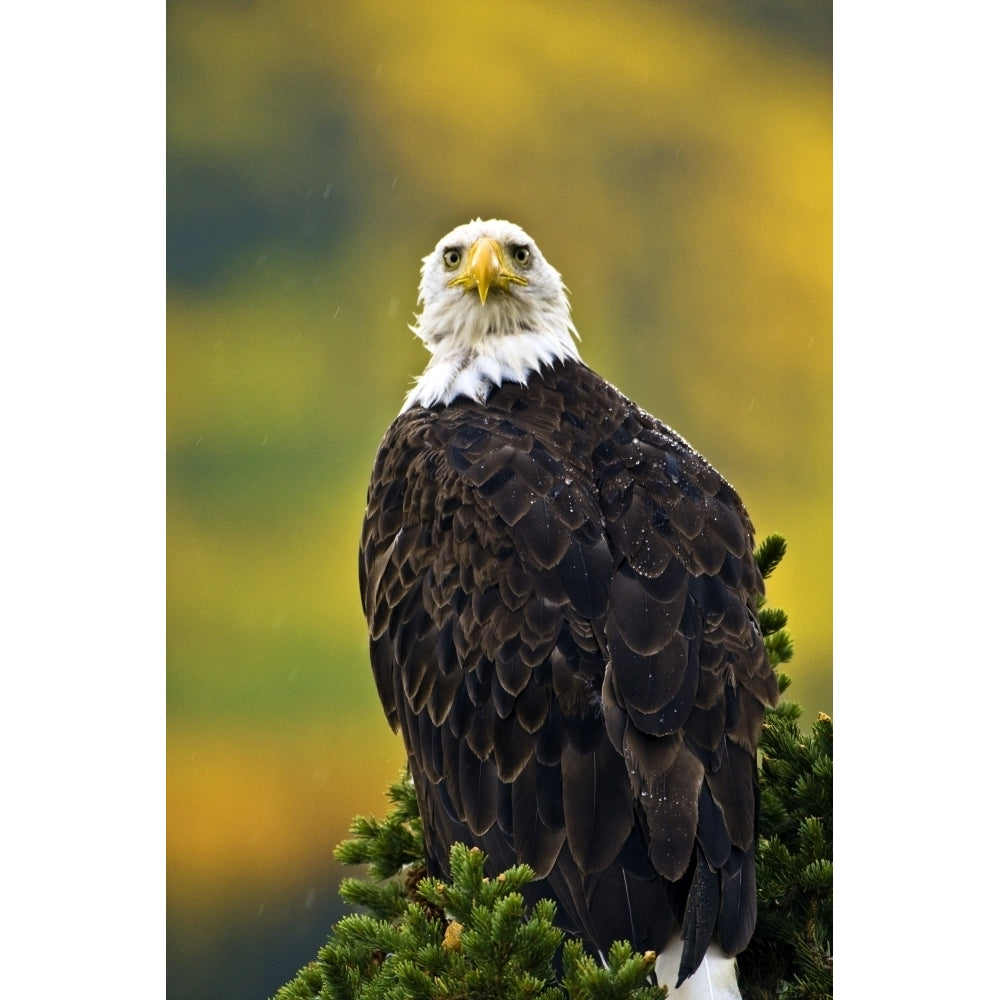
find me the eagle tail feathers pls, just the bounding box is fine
[655,939,742,999]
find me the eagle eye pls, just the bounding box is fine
[511,245,531,267]
[442,247,462,270]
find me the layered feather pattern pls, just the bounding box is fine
[360,356,778,982]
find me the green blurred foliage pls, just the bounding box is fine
[166,1,830,996]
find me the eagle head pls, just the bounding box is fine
[402,219,581,411]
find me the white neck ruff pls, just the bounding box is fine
[401,287,580,412]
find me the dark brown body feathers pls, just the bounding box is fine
[360,358,777,979]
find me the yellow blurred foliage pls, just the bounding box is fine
[167,723,402,898]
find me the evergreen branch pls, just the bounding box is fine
[755,534,788,581]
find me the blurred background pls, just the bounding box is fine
[166,1,831,996]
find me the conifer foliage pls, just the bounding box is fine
[272,536,832,999]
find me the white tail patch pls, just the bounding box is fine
[655,941,742,1000]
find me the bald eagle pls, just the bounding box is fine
[360,219,779,999]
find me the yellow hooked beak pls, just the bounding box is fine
[448,238,528,304]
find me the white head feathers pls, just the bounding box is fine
[401,219,581,412]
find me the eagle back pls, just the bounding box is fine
[359,358,778,966]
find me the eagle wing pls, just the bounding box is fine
[359,364,778,973]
